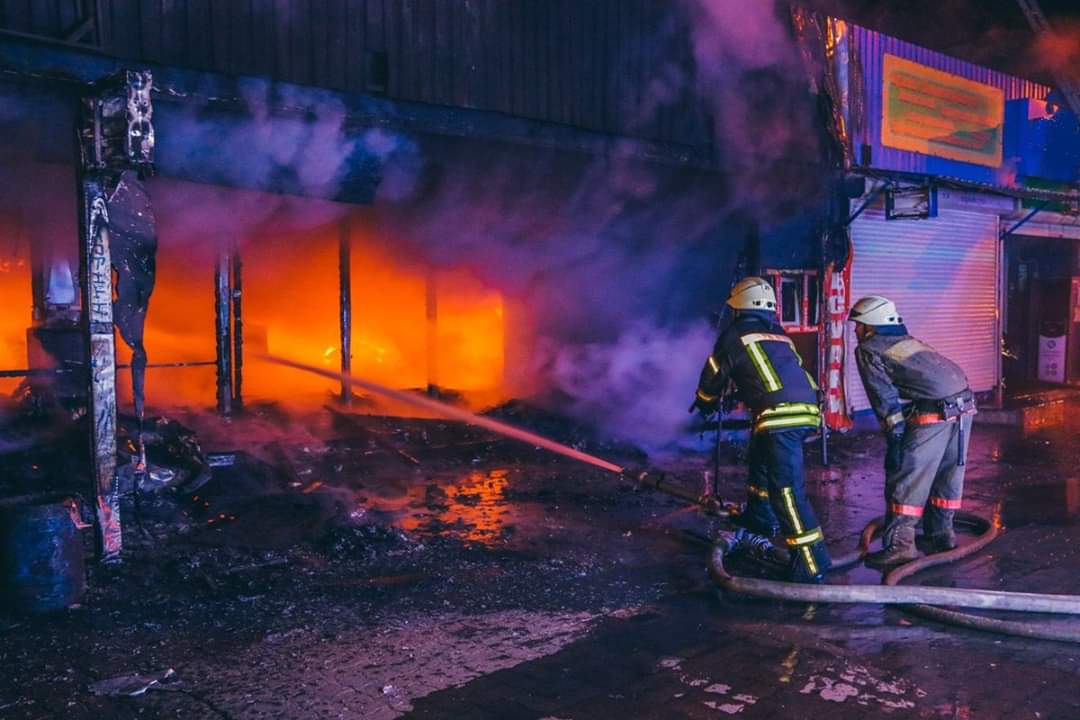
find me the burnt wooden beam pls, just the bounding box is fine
[215,248,232,416]
[231,244,243,409]
[338,213,353,405]
[425,269,438,395]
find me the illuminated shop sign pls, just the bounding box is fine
[882,54,1005,168]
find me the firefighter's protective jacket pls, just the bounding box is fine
[695,311,820,433]
[854,326,970,432]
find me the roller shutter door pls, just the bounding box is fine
[845,207,999,414]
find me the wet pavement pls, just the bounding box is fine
[2,407,1080,719]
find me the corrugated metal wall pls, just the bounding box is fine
[845,207,1000,413]
[0,0,712,147]
[851,22,1051,184]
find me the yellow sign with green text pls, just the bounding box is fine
[881,54,1005,168]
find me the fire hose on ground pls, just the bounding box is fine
[707,510,1080,643]
[262,354,1080,644]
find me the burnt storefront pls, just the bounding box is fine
[0,1,850,559]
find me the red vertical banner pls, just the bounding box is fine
[823,259,853,431]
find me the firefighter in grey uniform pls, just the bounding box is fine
[692,277,831,583]
[849,296,977,568]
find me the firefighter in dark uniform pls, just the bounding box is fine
[849,295,977,568]
[691,277,831,583]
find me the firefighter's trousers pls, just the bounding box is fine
[745,428,831,581]
[883,414,972,545]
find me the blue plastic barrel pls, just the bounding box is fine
[0,495,86,614]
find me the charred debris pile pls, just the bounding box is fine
[0,390,690,636]
[0,393,652,559]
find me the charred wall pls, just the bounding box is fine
[0,0,713,148]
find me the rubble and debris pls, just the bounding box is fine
[205,453,236,468]
[483,399,648,465]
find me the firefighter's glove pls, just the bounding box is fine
[884,427,905,474]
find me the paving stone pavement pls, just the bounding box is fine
[2,416,1080,719]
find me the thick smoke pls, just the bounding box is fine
[1032,20,1080,87]
[159,79,356,199]
[375,0,829,451]
[149,79,365,254]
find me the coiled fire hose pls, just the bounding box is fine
[708,511,1080,643]
[630,468,1080,642]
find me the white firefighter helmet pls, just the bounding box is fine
[848,295,903,326]
[727,276,777,311]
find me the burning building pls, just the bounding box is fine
[0,0,856,557]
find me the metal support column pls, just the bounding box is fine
[231,244,243,409]
[426,269,438,395]
[215,249,232,415]
[76,69,154,562]
[338,214,353,405]
[78,175,120,560]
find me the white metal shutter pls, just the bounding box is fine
[845,207,1000,414]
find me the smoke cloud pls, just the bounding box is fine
[374,0,829,451]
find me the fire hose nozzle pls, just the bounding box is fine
[623,467,664,487]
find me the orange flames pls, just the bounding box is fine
[1,184,519,414]
[115,198,514,413]
[0,210,31,396]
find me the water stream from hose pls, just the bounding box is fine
[259,354,626,474]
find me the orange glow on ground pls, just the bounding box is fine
[394,468,512,545]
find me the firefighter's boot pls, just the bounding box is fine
[733,528,788,568]
[924,509,957,553]
[732,507,780,538]
[788,541,830,584]
[865,518,919,569]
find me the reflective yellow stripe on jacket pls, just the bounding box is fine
[754,402,820,432]
[740,335,784,392]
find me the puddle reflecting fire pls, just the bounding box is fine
[373,468,516,546]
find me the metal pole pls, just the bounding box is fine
[711,409,721,498]
[821,422,829,466]
[231,244,243,409]
[215,249,232,415]
[338,214,353,405]
[1001,201,1050,239]
[426,269,438,395]
[845,182,890,226]
[79,172,121,561]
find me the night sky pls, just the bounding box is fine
[805,0,1080,84]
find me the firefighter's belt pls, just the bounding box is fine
[909,409,976,426]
